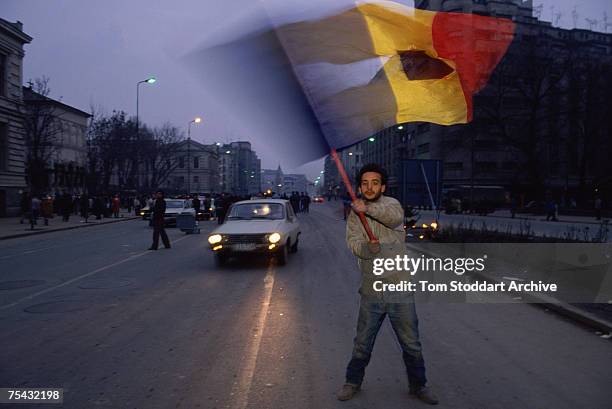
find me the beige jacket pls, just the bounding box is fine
[346,195,408,297]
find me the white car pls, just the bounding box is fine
[162,199,195,226]
[207,199,301,266]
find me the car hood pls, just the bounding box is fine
[214,220,285,234]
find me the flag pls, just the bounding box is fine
[185,1,515,164]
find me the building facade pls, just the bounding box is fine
[0,19,31,216]
[218,141,261,196]
[22,86,91,196]
[162,139,219,194]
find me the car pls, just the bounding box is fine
[163,199,195,226]
[313,196,325,203]
[404,207,439,241]
[207,199,301,266]
[139,205,152,220]
[195,196,215,221]
[145,199,195,226]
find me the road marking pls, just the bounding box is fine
[0,235,191,311]
[227,263,276,409]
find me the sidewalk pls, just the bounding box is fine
[0,210,140,241]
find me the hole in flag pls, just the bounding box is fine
[399,50,453,80]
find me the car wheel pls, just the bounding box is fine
[215,253,227,267]
[277,241,289,266]
[290,235,299,253]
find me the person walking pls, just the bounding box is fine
[112,195,121,218]
[30,195,41,228]
[133,197,141,216]
[61,192,72,222]
[19,191,30,224]
[595,195,602,221]
[80,194,90,223]
[336,164,438,405]
[148,190,171,250]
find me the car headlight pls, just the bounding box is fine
[430,222,438,229]
[268,232,281,244]
[208,234,223,244]
[140,211,145,216]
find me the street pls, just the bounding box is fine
[1,202,611,409]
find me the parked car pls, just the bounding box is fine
[313,196,325,203]
[207,199,301,266]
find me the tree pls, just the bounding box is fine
[23,77,64,193]
[141,123,185,189]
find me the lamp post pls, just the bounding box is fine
[135,77,156,190]
[187,117,202,194]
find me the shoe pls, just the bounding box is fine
[164,246,171,249]
[336,383,360,401]
[410,386,439,405]
[148,247,157,251]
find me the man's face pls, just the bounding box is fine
[359,171,386,201]
[155,192,163,199]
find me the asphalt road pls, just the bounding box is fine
[0,203,610,409]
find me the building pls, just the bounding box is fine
[162,139,219,194]
[343,0,612,206]
[261,165,284,195]
[22,86,91,196]
[0,19,31,216]
[219,141,261,196]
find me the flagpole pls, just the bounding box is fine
[330,148,378,242]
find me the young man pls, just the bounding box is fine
[148,190,171,250]
[337,164,438,405]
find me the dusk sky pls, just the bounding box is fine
[3,0,611,181]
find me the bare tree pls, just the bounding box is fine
[141,122,185,189]
[23,77,64,192]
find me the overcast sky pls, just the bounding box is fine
[3,0,611,181]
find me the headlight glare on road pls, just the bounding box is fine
[268,232,281,244]
[208,234,223,244]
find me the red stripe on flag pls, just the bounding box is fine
[432,12,515,121]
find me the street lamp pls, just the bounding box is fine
[187,117,202,194]
[136,76,156,190]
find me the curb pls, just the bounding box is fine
[0,216,140,241]
[406,243,612,334]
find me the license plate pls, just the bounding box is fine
[233,243,256,252]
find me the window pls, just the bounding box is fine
[193,175,199,183]
[475,161,497,172]
[193,156,199,168]
[0,53,6,96]
[0,122,7,170]
[179,156,185,168]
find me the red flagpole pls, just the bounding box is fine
[330,148,378,242]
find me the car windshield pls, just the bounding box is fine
[165,200,185,208]
[228,203,284,220]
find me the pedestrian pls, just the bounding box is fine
[343,194,351,220]
[41,195,53,226]
[192,195,201,217]
[594,195,602,221]
[61,192,72,222]
[510,196,517,219]
[336,163,438,405]
[19,191,30,224]
[80,194,89,223]
[134,197,141,216]
[148,190,171,250]
[302,193,311,213]
[30,195,41,228]
[112,195,121,218]
[545,198,557,222]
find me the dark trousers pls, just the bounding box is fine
[345,298,427,388]
[151,220,170,249]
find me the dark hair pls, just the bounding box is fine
[358,163,387,185]
[156,190,165,196]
